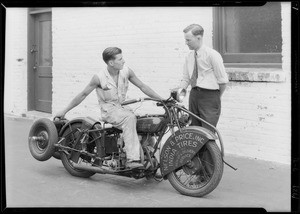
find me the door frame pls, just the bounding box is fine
[27,8,52,112]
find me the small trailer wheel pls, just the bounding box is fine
[28,118,58,161]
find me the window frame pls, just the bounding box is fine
[213,7,282,68]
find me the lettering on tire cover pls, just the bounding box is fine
[160,129,209,176]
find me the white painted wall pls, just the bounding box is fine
[52,7,213,118]
[4,8,28,115]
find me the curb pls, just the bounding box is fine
[4,112,52,122]
[4,114,34,122]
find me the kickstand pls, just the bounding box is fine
[223,159,238,171]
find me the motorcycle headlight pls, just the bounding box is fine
[171,88,186,103]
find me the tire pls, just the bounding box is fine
[60,122,99,178]
[28,118,58,161]
[167,140,223,197]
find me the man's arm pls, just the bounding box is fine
[210,51,229,98]
[128,68,163,100]
[219,83,226,98]
[55,74,100,118]
[180,57,190,89]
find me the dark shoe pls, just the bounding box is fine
[154,169,163,179]
[154,173,163,180]
[126,161,144,169]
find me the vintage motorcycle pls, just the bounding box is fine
[28,88,235,197]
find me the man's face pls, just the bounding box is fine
[109,53,125,70]
[184,31,201,50]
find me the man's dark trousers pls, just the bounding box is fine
[189,87,221,132]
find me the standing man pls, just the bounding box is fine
[180,24,229,131]
[55,47,163,169]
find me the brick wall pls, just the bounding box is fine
[220,81,291,163]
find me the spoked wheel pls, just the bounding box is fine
[167,140,223,197]
[60,123,101,178]
[28,118,58,161]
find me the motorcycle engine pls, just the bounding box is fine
[138,134,159,170]
[103,132,158,170]
[104,135,119,155]
[102,132,126,170]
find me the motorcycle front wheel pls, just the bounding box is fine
[167,140,223,197]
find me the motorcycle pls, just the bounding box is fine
[28,88,236,197]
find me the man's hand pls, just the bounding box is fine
[54,110,67,119]
[219,84,226,98]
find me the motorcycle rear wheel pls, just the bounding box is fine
[60,122,99,178]
[167,140,223,197]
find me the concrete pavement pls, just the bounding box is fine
[3,114,291,211]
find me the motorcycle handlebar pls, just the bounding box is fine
[121,97,167,106]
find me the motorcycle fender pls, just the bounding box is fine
[160,126,216,177]
[58,116,101,136]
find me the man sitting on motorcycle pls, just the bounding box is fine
[54,47,164,169]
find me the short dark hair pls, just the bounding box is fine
[183,24,204,36]
[102,47,122,64]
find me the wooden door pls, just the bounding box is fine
[33,12,52,113]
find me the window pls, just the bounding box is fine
[213,2,282,67]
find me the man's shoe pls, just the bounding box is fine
[126,161,144,169]
[154,169,163,179]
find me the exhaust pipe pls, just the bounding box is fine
[73,163,108,174]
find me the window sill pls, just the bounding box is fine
[226,67,286,83]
